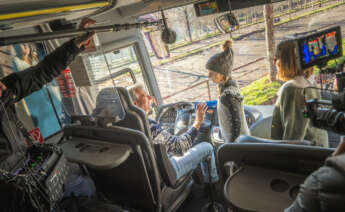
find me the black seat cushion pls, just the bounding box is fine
[236,135,312,146]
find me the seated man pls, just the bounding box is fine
[285,141,345,212]
[128,84,219,184]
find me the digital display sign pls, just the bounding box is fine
[194,1,219,17]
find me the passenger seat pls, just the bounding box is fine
[249,116,272,139]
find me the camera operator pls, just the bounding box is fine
[285,140,345,212]
[0,18,95,211]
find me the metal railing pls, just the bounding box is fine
[163,79,212,101]
[162,57,266,101]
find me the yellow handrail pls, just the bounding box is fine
[0,2,109,21]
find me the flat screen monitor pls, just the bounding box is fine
[296,26,343,69]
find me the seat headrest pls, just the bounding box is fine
[115,87,152,140]
[116,87,133,108]
[236,135,313,146]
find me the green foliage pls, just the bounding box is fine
[241,36,345,106]
[241,76,282,105]
[314,38,345,73]
[327,38,345,68]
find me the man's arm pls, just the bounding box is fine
[150,120,198,155]
[150,103,207,155]
[1,18,95,102]
[1,40,82,102]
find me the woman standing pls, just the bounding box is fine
[206,40,249,143]
[271,40,328,147]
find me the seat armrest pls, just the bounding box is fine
[154,144,178,187]
[154,144,194,188]
[236,135,313,146]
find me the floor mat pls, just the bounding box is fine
[177,183,228,212]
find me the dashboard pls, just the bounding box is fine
[156,101,262,143]
[158,103,259,129]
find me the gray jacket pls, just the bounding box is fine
[286,154,345,212]
[218,80,249,143]
[271,81,328,147]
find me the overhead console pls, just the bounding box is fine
[194,0,286,17]
[119,0,285,17]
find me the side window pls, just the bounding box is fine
[0,43,63,138]
[48,45,145,126]
[85,45,147,89]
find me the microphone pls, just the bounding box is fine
[160,10,177,44]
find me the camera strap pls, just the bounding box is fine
[13,119,36,145]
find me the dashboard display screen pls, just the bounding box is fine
[297,26,342,69]
[194,1,219,17]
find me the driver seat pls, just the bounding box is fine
[99,87,193,212]
[113,87,152,139]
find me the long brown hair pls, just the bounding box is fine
[275,40,304,81]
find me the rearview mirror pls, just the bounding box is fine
[215,13,239,33]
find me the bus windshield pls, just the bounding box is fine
[140,0,345,105]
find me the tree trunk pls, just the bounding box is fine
[184,8,193,42]
[264,4,277,81]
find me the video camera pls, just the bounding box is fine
[297,26,345,134]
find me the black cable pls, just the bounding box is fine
[227,0,233,39]
[0,100,26,154]
[0,144,62,212]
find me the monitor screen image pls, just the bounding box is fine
[195,1,219,17]
[297,26,342,69]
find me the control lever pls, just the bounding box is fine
[201,156,225,212]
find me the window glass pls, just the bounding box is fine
[56,52,126,121]
[59,44,147,121]
[87,45,146,88]
[141,1,345,105]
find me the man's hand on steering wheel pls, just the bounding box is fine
[193,103,208,130]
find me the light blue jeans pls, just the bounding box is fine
[169,142,219,183]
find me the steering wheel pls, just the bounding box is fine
[156,102,195,135]
[245,111,256,127]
